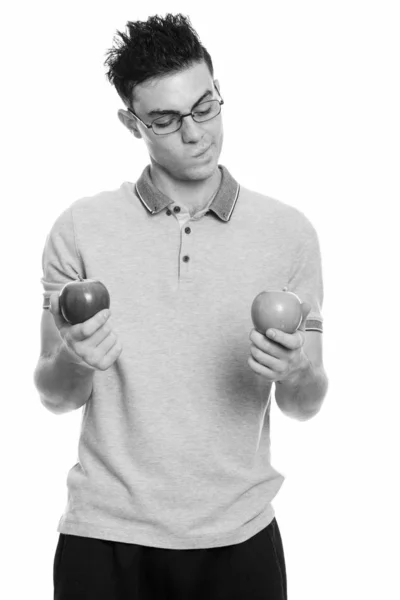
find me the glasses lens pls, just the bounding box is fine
[152,100,222,135]
[152,115,181,135]
[192,100,221,123]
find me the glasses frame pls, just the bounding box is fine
[127,83,224,135]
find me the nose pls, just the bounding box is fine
[180,115,204,143]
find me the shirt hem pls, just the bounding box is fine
[57,504,276,550]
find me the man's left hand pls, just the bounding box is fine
[248,301,312,383]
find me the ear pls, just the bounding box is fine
[117,109,142,139]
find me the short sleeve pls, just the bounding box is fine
[40,206,85,309]
[287,216,324,333]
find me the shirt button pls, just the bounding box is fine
[185,227,191,234]
[166,209,172,216]
[173,206,181,213]
[182,255,190,262]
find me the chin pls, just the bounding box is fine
[185,162,218,180]
[185,151,220,177]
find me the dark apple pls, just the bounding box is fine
[251,289,303,335]
[59,275,110,325]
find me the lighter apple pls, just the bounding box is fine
[251,289,303,335]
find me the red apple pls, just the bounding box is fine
[251,289,303,335]
[59,275,110,325]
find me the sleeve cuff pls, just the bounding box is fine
[305,318,323,333]
[41,279,65,309]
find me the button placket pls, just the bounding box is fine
[165,203,198,282]
[180,206,191,274]
[170,204,193,280]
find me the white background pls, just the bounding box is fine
[1,1,399,598]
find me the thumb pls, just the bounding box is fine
[299,301,312,331]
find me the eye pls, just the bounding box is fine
[154,116,177,127]
[195,107,212,116]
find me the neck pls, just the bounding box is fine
[149,162,222,213]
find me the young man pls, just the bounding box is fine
[34,13,328,600]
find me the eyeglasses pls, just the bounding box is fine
[127,84,224,136]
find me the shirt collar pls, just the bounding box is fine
[135,164,240,222]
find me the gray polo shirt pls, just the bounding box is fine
[40,163,324,549]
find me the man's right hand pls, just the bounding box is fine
[49,292,123,371]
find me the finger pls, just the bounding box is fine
[249,329,287,359]
[250,344,284,371]
[266,328,304,350]
[97,338,123,371]
[81,330,118,365]
[74,324,115,354]
[72,309,111,342]
[248,355,279,381]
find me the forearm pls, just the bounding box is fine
[34,343,95,414]
[275,354,328,421]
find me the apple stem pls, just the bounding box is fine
[71,266,84,282]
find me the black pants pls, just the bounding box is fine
[54,517,287,599]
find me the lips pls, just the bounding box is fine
[193,145,211,157]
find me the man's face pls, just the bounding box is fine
[124,61,224,182]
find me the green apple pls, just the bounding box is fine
[251,289,302,334]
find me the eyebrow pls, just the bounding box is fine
[147,89,214,117]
